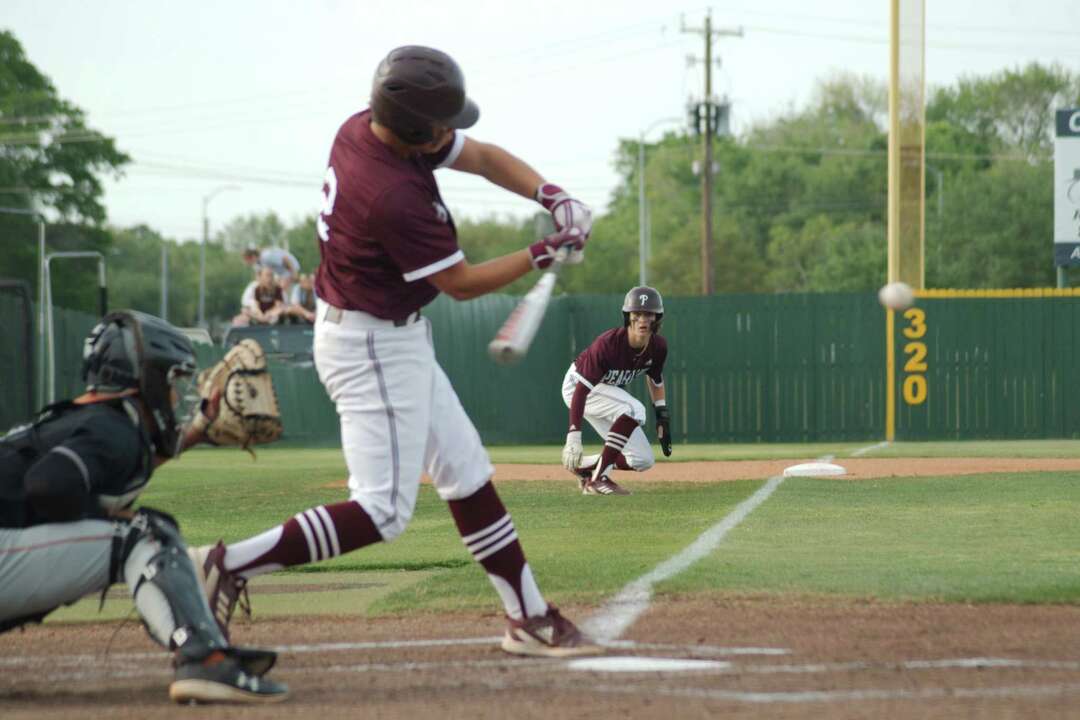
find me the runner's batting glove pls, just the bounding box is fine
[528,228,585,270]
[536,183,591,264]
[654,404,672,457]
[562,430,583,471]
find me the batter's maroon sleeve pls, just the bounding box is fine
[569,382,590,431]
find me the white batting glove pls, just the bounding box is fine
[536,183,591,265]
[562,430,583,472]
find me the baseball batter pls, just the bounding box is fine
[561,286,673,495]
[189,46,598,657]
[0,311,287,704]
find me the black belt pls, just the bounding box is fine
[393,310,422,327]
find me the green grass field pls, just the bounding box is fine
[93,441,1074,618]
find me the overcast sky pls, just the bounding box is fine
[4,0,1078,241]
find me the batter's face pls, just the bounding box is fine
[414,126,454,155]
[627,311,656,348]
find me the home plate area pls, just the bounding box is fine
[4,596,1080,719]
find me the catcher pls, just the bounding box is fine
[0,311,287,704]
[560,286,672,495]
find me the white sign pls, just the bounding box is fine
[1054,109,1080,267]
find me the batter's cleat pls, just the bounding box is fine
[582,475,631,496]
[188,541,250,641]
[502,606,602,658]
[170,652,288,704]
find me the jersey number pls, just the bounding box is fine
[317,166,337,242]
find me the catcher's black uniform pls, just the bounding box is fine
[0,310,287,703]
[0,400,152,530]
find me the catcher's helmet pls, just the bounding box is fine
[82,311,197,457]
[370,45,479,145]
[622,286,665,331]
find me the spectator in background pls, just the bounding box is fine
[242,246,300,285]
[284,273,317,324]
[232,266,285,326]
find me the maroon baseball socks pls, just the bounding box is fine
[222,500,382,577]
[593,414,639,479]
[448,481,548,620]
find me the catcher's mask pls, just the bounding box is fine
[82,310,197,457]
[370,45,479,145]
[622,285,664,332]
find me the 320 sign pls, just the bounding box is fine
[901,308,928,405]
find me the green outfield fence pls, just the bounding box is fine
[6,291,1079,444]
[896,289,1080,440]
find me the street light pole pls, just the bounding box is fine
[638,118,684,286]
[198,185,240,328]
[0,206,46,408]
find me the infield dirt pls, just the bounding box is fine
[4,597,1080,719]
[481,456,1080,483]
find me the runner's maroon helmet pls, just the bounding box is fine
[622,286,664,332]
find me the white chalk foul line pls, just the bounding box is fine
[582,473,787,642]
[9,653,1080,687]
[0,639,790,669]
[736,657,1080,675]
[588,681,1080,705]
[851,441,890,457]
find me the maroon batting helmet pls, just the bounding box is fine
[370,46,479,145]
[622,286,664,331]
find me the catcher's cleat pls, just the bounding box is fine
[502,606,602,658]
[582,475,631,496]
[188,542,250,641]
[170,652,288,704]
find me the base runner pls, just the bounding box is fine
[188,45,600,657]
[561,286,673,495]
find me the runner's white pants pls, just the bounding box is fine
[561,364,655,471]
[315,301,493,541]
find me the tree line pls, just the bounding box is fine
[2,28,1078,331]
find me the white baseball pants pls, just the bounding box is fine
[561,364,655,471]
[314,300,494,541]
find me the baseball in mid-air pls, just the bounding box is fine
[878,281,915,311]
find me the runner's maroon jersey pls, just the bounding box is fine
[314,109,465,319]
[571,327,667,388]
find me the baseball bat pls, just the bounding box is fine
[487,246,570,365]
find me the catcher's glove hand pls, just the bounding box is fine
[654,404,672,457]
[190,339,283,453]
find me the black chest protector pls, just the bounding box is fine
[0,400,154,528]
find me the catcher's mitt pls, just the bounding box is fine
[191,339,283,452]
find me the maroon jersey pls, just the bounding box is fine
[314,109,465,320]
[572,327,667,388]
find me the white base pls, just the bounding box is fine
[782,462,847,478]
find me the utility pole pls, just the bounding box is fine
[160,242,169,321]
[198,185,240,328]
[683,11,742,295]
